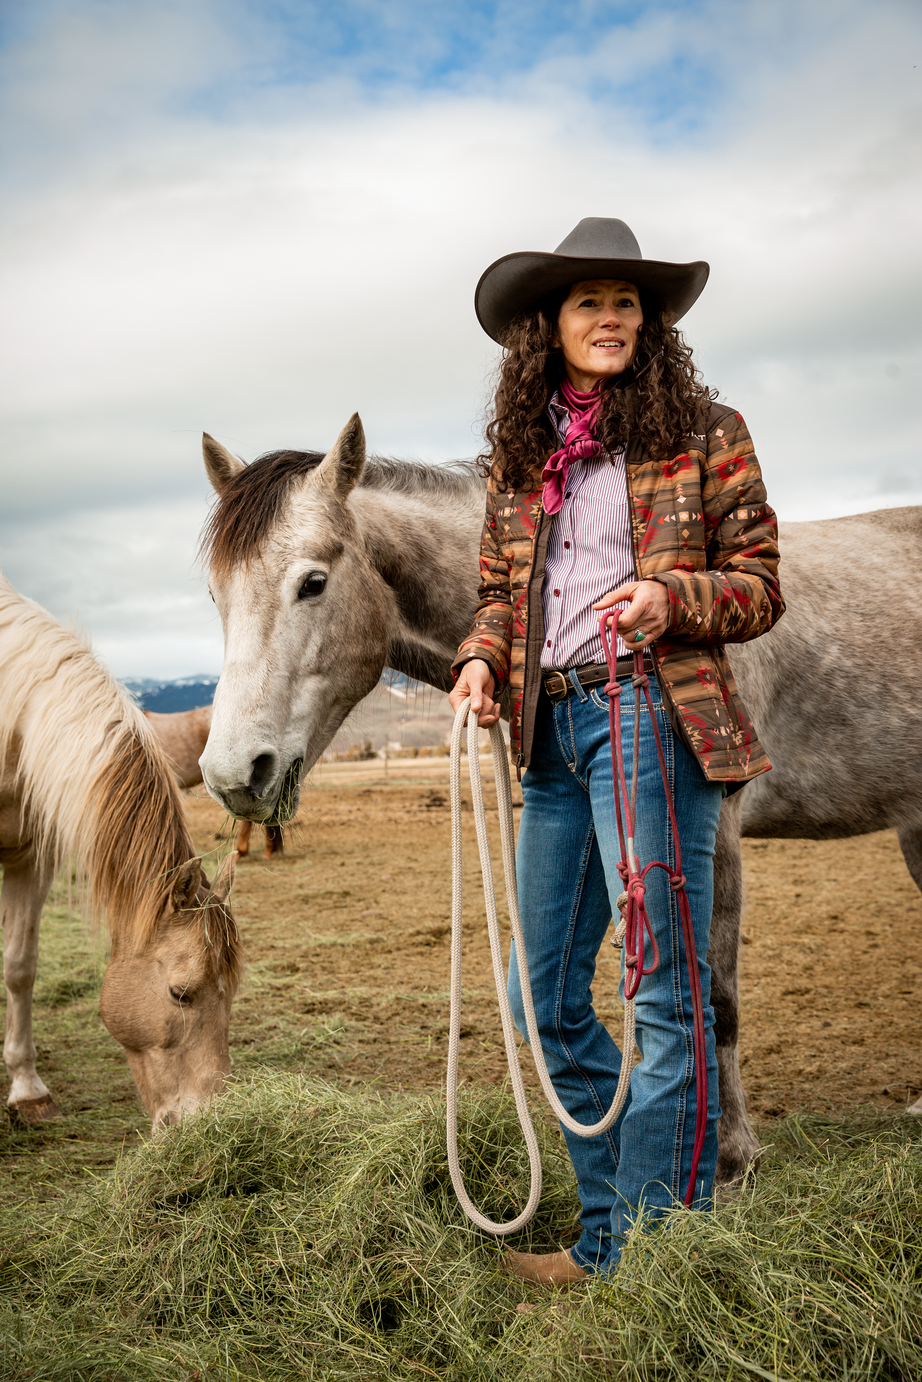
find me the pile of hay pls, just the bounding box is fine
[1,1074,920,1381]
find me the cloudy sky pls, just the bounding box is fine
[1,0,919,679]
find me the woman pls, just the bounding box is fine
[449,217,783,1284]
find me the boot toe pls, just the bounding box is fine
[503,1247,588,1287]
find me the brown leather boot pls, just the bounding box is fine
[503,1248,588,1287]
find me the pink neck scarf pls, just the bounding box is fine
[541,378,603,515]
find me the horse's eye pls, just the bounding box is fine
[298,572,327,600]
[169,985,193,1005]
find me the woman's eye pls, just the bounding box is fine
[298,572,327,600]
[169,986,192,1005]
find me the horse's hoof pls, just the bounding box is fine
[714,1146,760,1190]
[8,1094,62,1125]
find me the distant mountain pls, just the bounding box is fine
[120,668,416,716]
[121,675,219,714]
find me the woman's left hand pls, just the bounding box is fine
[593,580,670,650]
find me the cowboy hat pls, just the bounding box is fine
[474,217,709,343]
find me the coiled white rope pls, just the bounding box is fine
[446,699,637,1236]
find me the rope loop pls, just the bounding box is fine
[669,872,687,892]
[447,697,638,1237]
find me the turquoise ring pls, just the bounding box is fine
[634,630,646,643]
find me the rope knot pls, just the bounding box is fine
[669,872,687,892]
[629,880,646,903]
[604,680,621,698]
[631,672,650,689]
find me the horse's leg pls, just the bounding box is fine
[263,825,284,860]
[710,793,760,1186]
[1,855,61,1123]
[896,825,922,1114]
[236,820,252,858]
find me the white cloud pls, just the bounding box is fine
[1,0,919,675]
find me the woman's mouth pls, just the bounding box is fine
[593,339,624,349]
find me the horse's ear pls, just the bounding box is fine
[203,433,246,493]
[314,413,366,501]
[171,858,201,913]
[210,850,238,903]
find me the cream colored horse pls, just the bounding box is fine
[144,706,282,859]
[0,577,241,1127]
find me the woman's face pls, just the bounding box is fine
[553,279,643,391]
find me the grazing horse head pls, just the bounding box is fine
[199,414,476,823]
[0,576,245,1129]
[99,850,240,1128]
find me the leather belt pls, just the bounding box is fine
[543,658,638,702]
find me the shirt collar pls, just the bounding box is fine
[547,389,569,444]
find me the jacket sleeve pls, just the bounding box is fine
[451,478,514,688]
[652,408,785,645]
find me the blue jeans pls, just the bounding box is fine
[509,674,724,1275]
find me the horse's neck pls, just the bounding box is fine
[0,604,156,874]
[351,478,485,693]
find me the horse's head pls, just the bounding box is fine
[199,414,392,822]
[99,851,241,1129]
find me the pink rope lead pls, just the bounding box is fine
[599,610,709,1207]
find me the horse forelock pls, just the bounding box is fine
[201,449,326,578]
[201,448,484,578]
[188,879,244,992]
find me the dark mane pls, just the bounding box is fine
[202,448,482,577]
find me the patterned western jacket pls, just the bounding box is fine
[452,399,784,783]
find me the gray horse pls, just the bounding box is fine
[199,416,922,1183]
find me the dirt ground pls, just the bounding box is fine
[3,755,920,1213]
[188,756,922,1124]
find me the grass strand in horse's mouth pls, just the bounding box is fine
[265,758,303,826]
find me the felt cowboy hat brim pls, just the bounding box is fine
[474,217,709,343]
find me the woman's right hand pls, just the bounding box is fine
[449,658,501,728]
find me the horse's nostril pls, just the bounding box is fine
[249,752,278,796]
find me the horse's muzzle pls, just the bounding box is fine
[200,743,286,821]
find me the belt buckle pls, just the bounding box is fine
[546,671,569,701]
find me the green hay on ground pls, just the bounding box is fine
[0,1076,920,1381]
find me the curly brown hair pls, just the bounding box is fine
[480,290,716,491]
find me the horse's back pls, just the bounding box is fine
[143,707,213,790]
[733,505,922,839]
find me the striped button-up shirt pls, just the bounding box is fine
[541,393,635,669]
